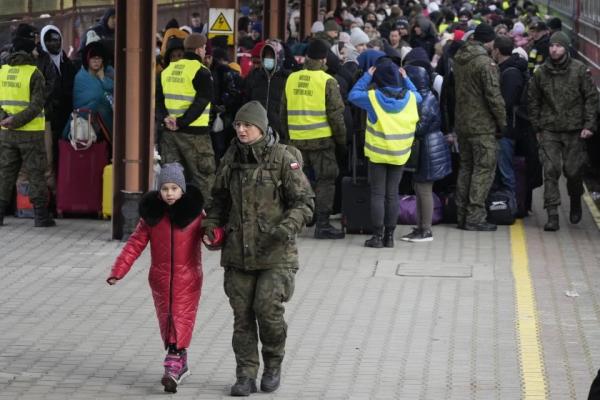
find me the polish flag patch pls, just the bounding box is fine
[290,162,300,170]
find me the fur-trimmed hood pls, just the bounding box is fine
[139,184,204,228]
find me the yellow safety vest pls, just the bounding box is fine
[161,58,211,127]
[439,23,449,34]
[285,69,333,140]
[502,0,510,10]
[365,90,418,165]
[0,64,44,131]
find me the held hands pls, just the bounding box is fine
[202,226,225,250]
[164,116,179,131]
[581,129,594,139]
[0,116,15,128]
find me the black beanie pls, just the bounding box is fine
[15,23,37,40]
[306,39,329,60]
[82,41,107,69]
[12,37,36,53]
[473,23,496,43]
[373,60,401,88]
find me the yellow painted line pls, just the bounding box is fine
[511,220,548,399]
[583,184,600,231]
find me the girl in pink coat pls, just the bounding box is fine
[107,163,221,393]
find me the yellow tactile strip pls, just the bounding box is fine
[583,184,600,231]
[511,220,548,399]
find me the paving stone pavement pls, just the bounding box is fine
[0,186,599,399]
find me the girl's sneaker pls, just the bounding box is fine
[161,349,190,393]
[401,228,433,242]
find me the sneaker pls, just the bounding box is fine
[161,350,190,393]
[401,228,433,242]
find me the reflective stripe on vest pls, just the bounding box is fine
[0,64,44,131]
[364,90,419,165]
[285,69,333,140]
[161,58,211,127]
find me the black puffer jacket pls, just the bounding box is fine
[405,65,452,183]
[243,42,290,140]
[498,53,528,139]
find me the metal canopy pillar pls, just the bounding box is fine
[300,0,319,41]
[112,0,156,239]
[263,0,287,40]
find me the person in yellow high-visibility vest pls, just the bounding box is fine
[280,39,347,240]
[156,33,215,205]
[0,35,55,227]
[349,59,422,248]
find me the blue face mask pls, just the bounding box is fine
[263,58,275,71]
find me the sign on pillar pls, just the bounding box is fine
[208,8,235,45]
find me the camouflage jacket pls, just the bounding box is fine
[202,132,315,270]
[453,41,506,136]
[0,52,46,131]
[528,55,599,134]
[280,58,347,150]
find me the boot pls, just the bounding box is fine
[569,195,582,224]
[314,213,345,239]
[260,368,281,393]
[544,214,559,231]
[383,226,395,248]
[365,227,384,248]
[230,377,257,397]
[34,207,56,228]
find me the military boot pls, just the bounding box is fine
[314,214,345,239]
[544,214,559,232]
[365,227,384,248]
[383,226,395,248]
[260,368,281,393]
[34,207,56,228]
[569,195,582,224]
[230,377,257,396]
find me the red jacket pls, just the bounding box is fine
[108,186,205,349]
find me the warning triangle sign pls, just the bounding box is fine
[210,13,232,32]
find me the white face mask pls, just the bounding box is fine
[263,57,275,70]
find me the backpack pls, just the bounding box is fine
[502,66,530,122]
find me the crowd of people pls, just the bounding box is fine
[1,0,599,397]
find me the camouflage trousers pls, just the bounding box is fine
[538,131,587,213]
[456,135,498,225]
[0,130,48,209]
[160,131,215,206]
[301,147,339,216]
[224,267,296,379]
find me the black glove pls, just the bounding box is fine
[269,225,292,242]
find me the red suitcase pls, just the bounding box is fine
[56,140,109,216]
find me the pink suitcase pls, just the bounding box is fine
[56,140,109,216]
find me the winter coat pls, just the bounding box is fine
[243,42,290,140]
[453,41,506,136]
[405,65,452,182]
[65,65,114,137]
[528,54,599,134]
[79,8,115,65]
[108,185,205,349]
[498,54,528,139]
[202,132,314,271]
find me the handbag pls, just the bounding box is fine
[397,193,444,225]
[68,109,97,150]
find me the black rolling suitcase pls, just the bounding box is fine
[341,133,372,234]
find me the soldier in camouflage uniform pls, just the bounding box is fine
[0,35,55,227]
[453,24,506,231]
[155,34,215,204]
[202,101,314,396]
[528,31,599,231]
[280,39,346,239]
